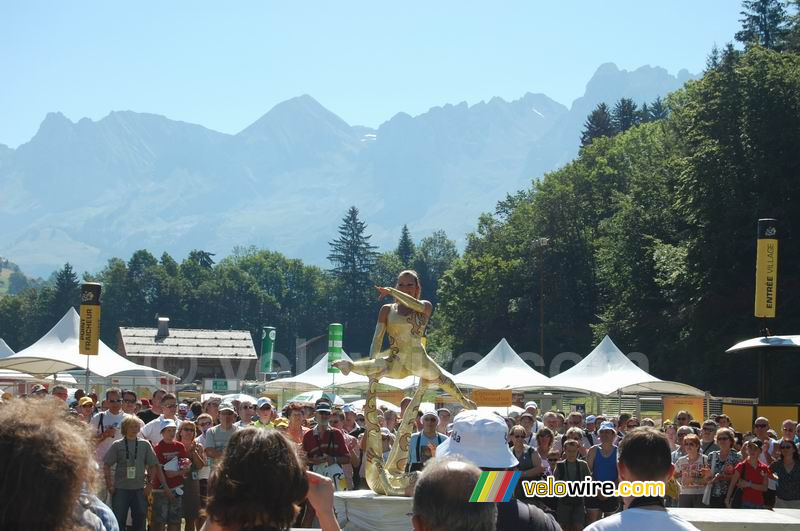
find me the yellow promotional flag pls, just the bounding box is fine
[754,219,778,318]
[79,283,102,355]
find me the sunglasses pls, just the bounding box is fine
[717,436,731,441]
[357,417,365,422]
[108,399,122,403]
[182,427,195,432]
[199,422,212,427]
[242,405,254,409]
[684,442,698,447]
[783,427,795,431]
[703,427,716,432]
[548,458,558,463]
[163,403,178,409]
[123,399,137,404]
[512,434,525,438]
[755,424,768,428]
[781,445,795,450]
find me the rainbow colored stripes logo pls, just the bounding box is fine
[469,471,521,502]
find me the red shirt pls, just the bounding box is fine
[735,460,770,506]
[302,426,347,460]
[152,440,188,489]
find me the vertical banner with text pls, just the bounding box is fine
[79,283,102,355]
[755,218,778,318]
[327,323,343,373]
[261,326,276,375]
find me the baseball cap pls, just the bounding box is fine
[436,410,518,469]
[524,401,538,410]
[586,415,596,424]
[342,404,355,414]
[257,397,273,409]
[78,396,94,407]
[520,412,535,420]
[598,421,616,433]
[316,401,332,414]
[422,410,439,421]
[31,384,47,394]
[160,419,178,433]
[436,407,450,415]
[273,417,289,429]
[219,401,235,413]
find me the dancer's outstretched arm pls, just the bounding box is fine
[381,287,429,314]
[369,322,386,358]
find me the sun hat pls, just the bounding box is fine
[78,396,94,407]
[273,417,289,429]
[598,421,616,434]
[219,401,235,413]
[586,415,596,424]
[436,410,518,469]
[160,419,178,433]
[257,397,273,409]
[524,401,538,410]
[421,410,439,421]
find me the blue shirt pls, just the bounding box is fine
[408,432,446,464]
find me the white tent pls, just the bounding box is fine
[545,336,705,396]
[451,338,554,390]
[726,335,800,352]
[263,351,420,392]
[0,338,13,358]
[0,308,177,381]
[0,338,77,386]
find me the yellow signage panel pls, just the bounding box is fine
[79,283,102,356]
[472,389,513,407]
[663,396,705,424]
[377,390,406,405]
[755,219,778,318]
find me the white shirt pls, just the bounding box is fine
[140,415,180,446]
[585,508,700,531]
[90,410,126,462]
[195,433,211,480]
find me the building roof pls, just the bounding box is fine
[118,327,257,359]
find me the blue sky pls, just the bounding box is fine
[1,1,742,148]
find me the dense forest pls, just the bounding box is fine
[2,0,800,400]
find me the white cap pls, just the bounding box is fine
[160,419,178,433]
[524,401,538,410]
[421,409,439,421]
[436,410,518,469]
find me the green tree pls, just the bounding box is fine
[396,225,416,268]
[50,263,80,320]
[328,206,379,352]
[612,98,640,133]
[648,97,669,121]
[735,0,789,50]
[413,230,459,309]
[7,270,30,295]
[580,103,615,146]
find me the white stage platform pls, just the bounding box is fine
[334,491,800,531]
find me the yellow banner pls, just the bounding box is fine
[663,396,705,424]
[755,219,778,318]
[79,283,102,356]
[471,389,513,407]
[377,390,406,405]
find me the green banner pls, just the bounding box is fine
[261,326,276,374]
[327,323,343,373]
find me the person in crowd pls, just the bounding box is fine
[194,413,214,511]
[29,383,48,397]
[411,457,498,531]
[753,417,778,506]
[0,397,118,530]
[329,410,361,489]
[585,415,597,446]
[564,426,590,458]
[663,422,678,451]
[674,433,711,507]
[641,418,656,428]
[141,393,181,445]
[51,384,68,401]
[234,400,255,427]
[92,388,127,469]
[434,410,559,531]
[138,389,166,424]
[400,396,413,419]
[121,389,138,415]
[726,439,774,509]
[341,404,358,433]
[700,419,720,455]
[274,417,289,432]
[509,425,545,501]
[780,419,798,450]
[672,426,694,463]
[408,410,447,472]
[286,402,310,445]
[585,428,699,531]
[615,413,632,441]
[770,438,800,508]
[151,419,189,531]
[384,409,399,433]
[79,395,96,422]
[203,396,221,425]
[706,427,741,508]
[177,420,206,531]
[436,407,451,434]
[104,414,160,531]
[201,428,340,531]
[674,411,692,427]
[542,412,563,453]
[303,401,350,491]
[178,403,189,421]
[717,415,732,430]
[535,426,556,476]
[586,421,620,523]
[688,420,702,432]
[519,412,538,446]
[253,397,275,428]
[204,402,240,472]
[555,439,591,531]
[189,401,203,421]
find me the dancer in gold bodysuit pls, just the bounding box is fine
[334,270,476,495]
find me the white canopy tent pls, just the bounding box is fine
[263,351,419,392]
[0,338,77,387]
[545,336,705,396]
[0,308,177,381]
[451,338,555,390]
[726,335,800,352]
[0,338,13,358]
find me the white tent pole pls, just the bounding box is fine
[85,356,90,391]
[636,395,641,419]
[617,390,622,415]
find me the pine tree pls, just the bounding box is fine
[639,102,651,124]
[612,98,639,133]
[328,207,378,349]
[735,0,789,50]
[648,97,669,121]
[580,103,615,147]
[51,263,80,318]
[396,225,416,268]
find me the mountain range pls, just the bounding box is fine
[0,63,695,277]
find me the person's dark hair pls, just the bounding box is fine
[105,387,121,400]
[206,429,308,530]
[618,413,632,427]
[618,427,672,481]
[190,401,202,418]
[688,420,701,430]
[74,389,86,400]
[152,388,167,400]
[161,393,176,403]
[779,440,800,462]
[0,397,97,530]
[536,426,554,443]
[122,389,137,400]
[413,457,496,531]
